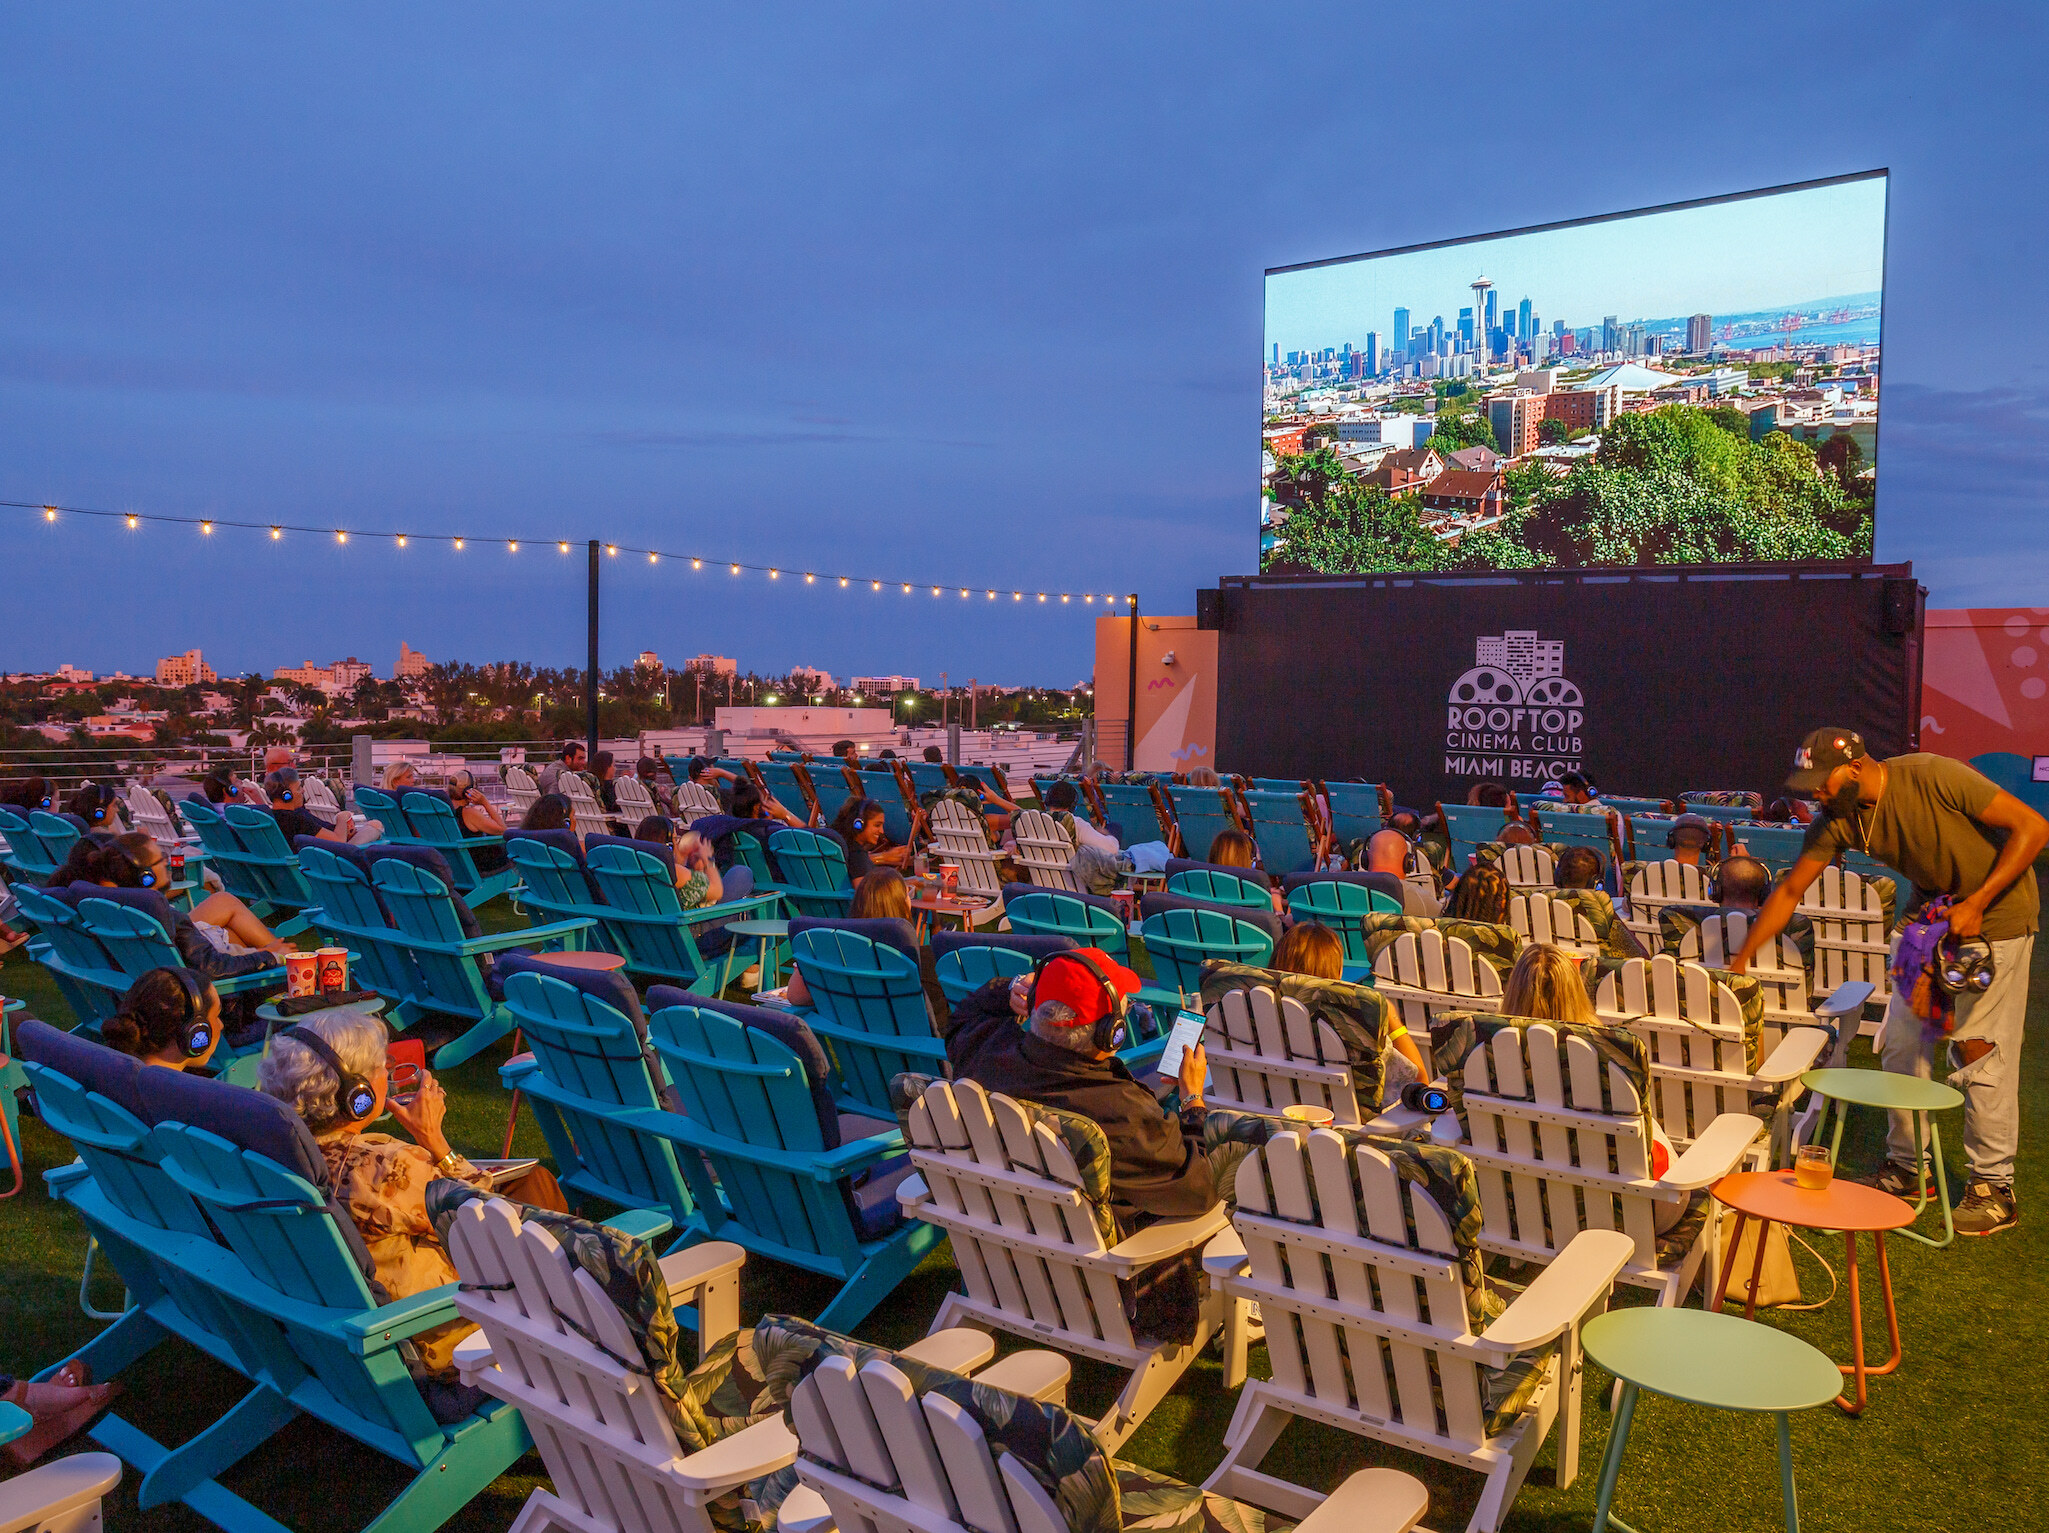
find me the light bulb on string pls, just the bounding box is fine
[269,526,282,541]
[606,544,617,557]
[769,568,779,579]
[1061,594,1069,603]
[1013,591,1021,600]
[127,514,138,529]
[454,538,465,550]
[648,551,657,563]
[959,588,968,598]
[42,507,54,522]
[395,534,407,548]
[336,531,347,544]
[986,590,995,599]
[731,563,740,575]
[804,572,814,583]
[902,583,911,593]
[1084,594,1093,603]
[692,558,702,569]
[508,540,518,552]
[558,541,570,554]
[201,521,214,535]
[1038,593,1046,602]
[839,577,848,587]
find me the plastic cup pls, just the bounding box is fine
[1282,1104,1335,1129]
[1794,1143,1834,1191]
[387,1061,422,1106]
[285,951,319,998]
[315,946,349,996]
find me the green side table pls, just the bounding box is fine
[1801,1067,1965,1247]
[720,919,791,994]
[1583,1307,1841,1533]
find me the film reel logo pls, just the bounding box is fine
[1445,630,1585,779]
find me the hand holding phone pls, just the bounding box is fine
[1154,1012,1208,1087]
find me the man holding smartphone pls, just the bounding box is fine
[942,948,1214,1231]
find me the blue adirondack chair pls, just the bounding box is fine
[296,844,431,1003]
[928,930,1076,1004]
[1237,789,1326,874]
[999,885,1132,960]
[1136,895,1278,1001]
[174,798,278,909]
[1097,780,1169,844]
[805,762,861,827]
[1626,813,1686,862]
[784,917,937,1115]
[13,886,126,1028]
[1318,779,1389,850]
[729,830,778,889]
[28,810,83,876]
[397,791,516,905]
[1529,803,1624,862]
[0,805,53,883]
[371,855,596,1066]
[351,785,425,845]
[75,891,286,1019]
[766,828,856,917]
[583,839,783,989]
[645,994,937,1331]
[220,804,318,934]
[854,767,916,844]
[903,761,952,797]
[1282,873,1402,977]
[1241,777,1307,794]
[1164,865,1275,911]
[504,831,607,928]
[755,759,818,822]
[1164,784,1241,861]
[1436,802,1515,871]
[1727,822,1807,878]
[1675,796,1758,826]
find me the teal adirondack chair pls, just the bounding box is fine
[854,768,916,844]
[221,804,318,934]
[1285,879,1402,976]
[1436,802,1514,871]
[1096,780,1170,843]
[932,942,1040,1004]
[1139,906,1276,996]
[0,805,53,883]
[786,927,939,1115]
[13,887,126,1028]
[503,834,605,929]
[1165,868,1274,911]
[1319,779,1388,848]
[371,858,596,1067]
[1001,888,1131,959]
[174,799,277,909]
[1727,822,1807,878]
[1599,794,1673,819]
[1626,812,1684,862]
[1529,804,1623,868]
[1164,785,1241,861]
[1239,789,1326,874]
[296,845,429,1003]
[755,759,817,822]
[903,761,952,797]
[1676,795,1760,826]
[76,896,285,1017]
[351,785,424,845]
[646,1000,938,1330]
[805,763,860,827]
[1241,776,1307,794]
[729,831,777,889]
[766,829,856,917]
[29,810,83,876]
[398,791,517,905]
[583,841,783,989]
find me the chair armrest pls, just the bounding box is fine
[44,1160,91,1192]
[456,918,597,955]
[1658,1113,1764,1191]
[897,1172,931,1209]
[899,1328,998,1375]
[1753,1027,1830,1085]
[499,1053,539,1088]
[1475,1228,1633,1355]
[776,1485,834,1533]
[1292,1470,1430,1533]
[972,1350,1073,1403]
[657,1240,746,1302]
[1101,1204,1231,1272]
[601,1208,677,1243]
[1812,980,1874,1019]
[337,1282,465,1342]
[672,1414,799,1492]
[452,1327,494,1385]
[1201,1226,1248,1281]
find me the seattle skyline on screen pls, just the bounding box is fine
[1259,172,1887,575]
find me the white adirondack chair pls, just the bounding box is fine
[503,766,540,824]
[1798,864,1893,1020]
[563,774,613,840]
[445,1195,1035,1533]
[792,1350,1429,1533]
[1203,1128,1632,1533]
[301,775,342,816]
[1505,893,1602,958]
[0,1447,122,1533]
[1370,927,1505,1040]
[673,781,724,820]
[1682,908,1814,1028]
[1594,955,1831,1162]
[614,776,658,824]
[898,1077,1229,1452]
[1200,981,1437,1131]
[124,782,190,850]
[1622,859,1710,953]
[1454,1019,1759,1306]
[1495,844,1555,892]
[925,799,1006,925]
[1010,809,1080,890]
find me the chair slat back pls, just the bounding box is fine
[506,835,597,913]
[176,799,272,904]
[351,786,417,840]
[561,776,612,841]
[1726,821,1807,877]
[752,761,814,822]
[1435,803,1512,872]
[296,845,424,1001]
[612,777,657,823]
[1286,880,1401,965]
[1797,865,1892,1000]
[221,804,318,908]
[1202,985,1361,1125]
[397,791,495,891]
[928,801,1006,899]
[768,830,856,916]
[1239,789,1322,874]
[1139,908,1275,994]
[372,859,493,1021]
[673,779,726,820]
[934,944,1036,1004]
[76,897,182,978]
[1002,891,1128,959]
[1165,869,1271,910]
[1319,779,1388,846]
[1095,782,1169,843]
[1164,785,1240,861]
[1529,804,1622,864]
[1496,844,1555,891]
[1594,954,1758,1145]
[1010,810,1079,890]
[1506,894,1601,957]
[28,810,82,873]
[1370,928,1504,1037]
[125,784,188,849]
[502,767,540,822]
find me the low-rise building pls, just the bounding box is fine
[684,654,737,676]
[1365,447,1445,496]
[1421,469,1505,519]
[850,675,920,695]
[395,642,433,678]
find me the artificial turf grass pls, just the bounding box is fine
[1,930,2045,1531]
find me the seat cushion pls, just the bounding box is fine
[68,881,178,932]
[1197,962,1398,1118]
[15,1018,147,1121]
[587,832,676,877]
[846,1153,914,1241]
[1112,1460,1296,1533]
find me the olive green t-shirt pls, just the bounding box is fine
[1801,754,2039,940]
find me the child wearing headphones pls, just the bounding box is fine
[101,967,224,1071]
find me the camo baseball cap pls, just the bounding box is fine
[1786,726,1867,792]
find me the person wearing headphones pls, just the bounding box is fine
[942,947,1215,1230]
[1731,727,2047,1236]
[259,1010,568,1388]
[101,967,224,1072]
[264,767,358,844]
[50,829,294,964]
[1666,812,1718,870]
[65,783,125,834]
[447,768,509,873]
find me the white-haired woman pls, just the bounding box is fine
[259,1010,565,1381]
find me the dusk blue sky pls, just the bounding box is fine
[1,7,2043,686]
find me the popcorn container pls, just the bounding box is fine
[315,946,349,996]
[284,951,319,998]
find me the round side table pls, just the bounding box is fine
[1801,1066,1964,1247]
[720,919,791,994]
[1583,1307,1841,1533]
[1711,1169,1915,1415]
[529,950,627,972]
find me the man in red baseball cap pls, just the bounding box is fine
[942,947,1216,1230]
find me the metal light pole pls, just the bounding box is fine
[1126,592,1139,770]
[585,540,601,761]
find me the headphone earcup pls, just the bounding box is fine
[141,870,156,888]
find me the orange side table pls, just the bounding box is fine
[1711,1169,1915,1415]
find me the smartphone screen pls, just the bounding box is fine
[1153,1012,1208,1082]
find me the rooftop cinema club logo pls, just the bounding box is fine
[1444,629,1584,782]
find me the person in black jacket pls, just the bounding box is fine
[943,947,1214,1231]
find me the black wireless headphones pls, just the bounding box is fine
[170,968,215,1058]
[1936,936,1996,997]
[266,768,299,806]
[1026,950,1129,1054]
[285,1025,379,1122]
[105,839,160,889]
[81,785,110,822]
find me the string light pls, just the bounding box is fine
[1038,593,1046,602]
[508,540,518,552]
[931,586,940,596]
[902,583,911,593]
[692,558,702,569]
[335,530,347,544]
[1013,591,1021,600]
[731,563,741,575]
[201,521,213,535]
[42,506,54,522]
[1061,594,1069,603]
[987,590,995,599]
[648,551,657,563]
[127,514,138,529]
[270,526,282,540]
[606,544,617,557]
[840,577,848,587]
[558,541,570,554]
[1084,594,1093,604]
[395,534,407,548]
[454,537,464,550]
[769,568,779,579]
[804,572,814,583]
[873,580,881,590]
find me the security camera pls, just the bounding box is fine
[1161,651,1177,666]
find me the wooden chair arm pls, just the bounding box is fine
[599,1208,677,1244]
[1292,1469,1430,1533]
[1658,1113,1763,1191]
[898,1328,998,1375]
[897,1171,931,1209]
[1474,1227,1632,1355]
[775,1485,834,1533]
[1753,1027,1831,1086]
[656,1240,746,1303]
[671,1414,799,1491]
[1101,1204,1231,1273]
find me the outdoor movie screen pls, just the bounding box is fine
[1260,171,1887,574]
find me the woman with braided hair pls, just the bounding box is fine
[100,967,224,1072]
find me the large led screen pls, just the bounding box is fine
[1260,171,1887,574]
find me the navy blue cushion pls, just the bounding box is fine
[16,1018,148,1121]
[1000,883,1128,924]
[789,916,919,965]
[34,882,84,906]
[1165,857,1272,890]
[1281,868,1405,906]
[586,833,676,878]
[499,951,647,1032]
[647,988,841,1147]
[928,930,1075,963]
[847,1153,914,1241]
[1139,890,1284,942]
[71,881,179,931]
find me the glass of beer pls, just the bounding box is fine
[1793,1143,1834,1191]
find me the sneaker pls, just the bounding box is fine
[1855,1161,1935,1198]
[741,964,762,990]
[1955,1181,2019,1237]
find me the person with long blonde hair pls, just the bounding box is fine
[1500,943,1596,1025]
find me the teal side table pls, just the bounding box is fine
[1583,1307,1841,1533]
[1802,1066,1965,1247]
